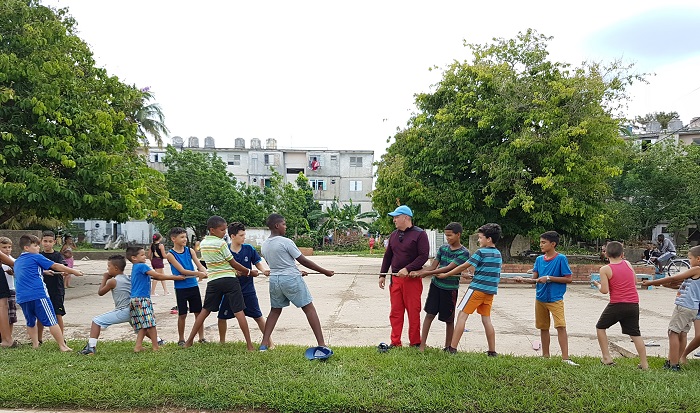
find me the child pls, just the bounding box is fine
[79,255,133,355]
[183,216,256,349]
[514,231,578,366]
[149,233,170,296]
[0,237,17,347]
[441,223,503,355]
[38,230,78,339]
[14,234,82,351]
[259,213,334,351]
[369,236,375,254]
[166,227,209,346]
[641,245,700,371]
[409,222,470,352]
[126,246,186,352]
[217,222,271,345]
[61,234,76,288]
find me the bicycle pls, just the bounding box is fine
[635,255,690,277]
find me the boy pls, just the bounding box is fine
[38,230,80,340]
[641,245,700,371]
[183,216,256,349]
[514,231,577,366]
[259,213,334,351]
[14,234,82,351]
[592,241,649,369]
[0,237,17,347]
[217,222,271,344]
[79,255,133,355]
[126,246,187,352]
[409,222,470,352]
[441,223,502,355]
[166,227,209,346]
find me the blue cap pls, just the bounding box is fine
[388,205,413,217]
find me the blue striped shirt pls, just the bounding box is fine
[467,247,502,295]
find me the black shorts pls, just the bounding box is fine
[424,283,458,323]
[218,290,263,320]
[596,302,641,336]
[0,273,11,299]
[49,294,66,316]
[175,286,203,316]
[202,277,245,314]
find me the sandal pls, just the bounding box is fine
[601,360,616,366]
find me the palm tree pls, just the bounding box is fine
[134,87,169,147]
[309,199,377,248]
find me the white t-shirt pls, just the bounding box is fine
[2,255,15,290]
[261,236,302,277]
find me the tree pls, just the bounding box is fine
[0,1,176,226]
[309,199,377,248]
[131,87,169,147]
[262,171,321,237]
[372,30,640,257]
[634,111,680,130]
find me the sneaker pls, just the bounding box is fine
[199,338,209,344]
[79,344,96,355]
[562,359,579,366]
[444,346,457,354]
[486,351,498,357]
[410,343,420,348]
[663,360,671,369]
[259,344,268,352]
[670,364,681,371]
[177,340,185,347]
[694,352,700,358]
[377,342,390,353]
[157,339,166,346]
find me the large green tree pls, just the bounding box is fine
[0,0,175,226]
[372,30,640,256]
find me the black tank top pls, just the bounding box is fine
[151,242,164,259]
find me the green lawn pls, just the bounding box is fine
[0,341,696,412]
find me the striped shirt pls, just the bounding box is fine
[467,247,502,295]
[200,235,235,280]
[432,245,470,290]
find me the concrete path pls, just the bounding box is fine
[13,255,684,359]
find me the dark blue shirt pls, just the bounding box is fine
[230,244,262,294]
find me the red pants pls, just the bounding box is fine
[389,276,423,346]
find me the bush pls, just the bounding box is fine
[293,235,315,248]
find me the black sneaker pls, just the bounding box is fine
[79,344,96,355]
[670,364,681,371]
[444,346,457,354]
[157,339,166,346]
[663,360,671,370]
[486,351,498,357]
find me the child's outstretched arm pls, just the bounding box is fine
[98,272,117,296]
[642,266,700,287]
[296,255,333,277]
[166,253,207,280]
[442,261,473,278]
[147,269,185,281]
[190,248,208,273]
[227,258,258,277]
[50,262,82,277]
[409,259,439,278]
[0,251,13,267]
[592,265,612,294]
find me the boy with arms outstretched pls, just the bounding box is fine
[126,246,187,352]
[409,222,469,352]
[217,222,271,344]
[259,213,334,351]
[14,235,82,351]
[441,223,502,355]
[514,231,578,366]
[166,227,209,346]
[641,245,700,370]
[184,216,256,350]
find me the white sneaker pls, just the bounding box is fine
[562,359,579,366]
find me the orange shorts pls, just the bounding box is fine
[456,289,494,316]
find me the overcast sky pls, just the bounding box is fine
[45,0,700,160]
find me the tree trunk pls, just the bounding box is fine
[495,234,515,262]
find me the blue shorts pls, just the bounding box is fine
[218,290,263,319]
[19,298,58,328]
[269,275,312,309]
[93,307,132,329]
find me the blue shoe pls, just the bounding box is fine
[259,344,268,352]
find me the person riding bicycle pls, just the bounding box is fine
[652,234,676,274]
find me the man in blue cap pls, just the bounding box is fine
[379,205,429,348]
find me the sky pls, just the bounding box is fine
[44,0,700,161]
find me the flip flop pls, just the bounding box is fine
[645,341,660,347]
[601,361,616,366]
[304,346,334,360]
[531,340,541,351]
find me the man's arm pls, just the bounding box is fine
[98,273,117,296]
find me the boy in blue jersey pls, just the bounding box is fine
[166,227,209,346]
[125,246,191,352]
[217,222,271,344]
[409,222,470,352]
[515,231,578,366]
[442,223,503,355]
[13,235,83,351]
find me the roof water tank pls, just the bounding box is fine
[204,136,215,148]
[172,136,184,148]
[251,138,261,149]
[266,138,277,149]
[188,136,199,148]
[646,120,661,133]
[667,118,683,132]
[234,138,245,148]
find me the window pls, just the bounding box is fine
[149,153,164,163]
[330,155,338,162]
[309,155,322,170]
[350,180,362,192]
[264,178,272,188]
[350,156,363,167]
[227,154,241,166]
[310,179,327,191]
[264,154,275,165]
[287,168,304,174]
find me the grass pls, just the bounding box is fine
[1,341,698,412]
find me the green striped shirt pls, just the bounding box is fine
[431,245,470,290]
[200,235,235,280]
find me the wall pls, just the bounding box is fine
[0,230,43,257]
[499,263,654,283]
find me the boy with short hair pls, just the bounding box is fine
[442,223,503,355]
[183,216,256,349]
[641,245,700,371]
[409,222,470,352]
[217,222,271,344]
[38,230,77,339]
[126,246,186,352]
[0,237,17,347]
[79,255,133,355]
[166,227,209,346]
[14,234,82,351]
[259,213,334,352]
[515,231,577,366]
[592,241,649,369]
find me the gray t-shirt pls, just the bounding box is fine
[112,273,132,309]
[262,236,302,276]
